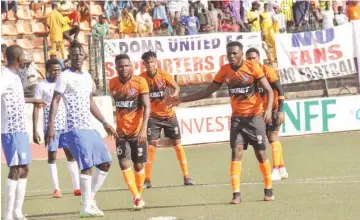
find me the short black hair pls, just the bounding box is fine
[226,41,243,50]
[68,40,87,58]
[245,47,260,56]
[5,45,23,64]
[115,54,130,62]
[46,58,61,70]
[52,3,58,10]
[141,51,157,61]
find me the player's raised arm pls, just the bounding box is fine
[89,94,117,138]
[259,77,274,123]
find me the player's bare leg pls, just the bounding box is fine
[5,165,29,220]
[172,139,194,186]
[143,140,157,189]
[268,131,288,180]
[63,148,81,196]
[254,149,274,201]
[120,160,145,211]
[230,144,243,204]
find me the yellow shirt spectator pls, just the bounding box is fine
[281,0,293,22]
[62,16,71,33]
[247,10,261,32]
[46,10,64,42]
[260,11,273,32]
[119,12,137,34]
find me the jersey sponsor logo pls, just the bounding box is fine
[149,91,165,98]
[129,88,137,95]
[229,86,252,94]
[115,100,137,108]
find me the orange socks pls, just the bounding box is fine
[279,149,285,168]
[174,144,189,177]
[230,161,242,193]
[122,168,140,199]
[145,145,156,180]
[135,168,145,195]
[259,160,272,189]
[271,141,282,169]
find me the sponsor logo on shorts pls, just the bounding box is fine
[256,135,263,144]
[116,147,123,156]
[148,128,151,135]
[174,127,179,135]
[138,148,143,157]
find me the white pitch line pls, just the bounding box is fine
[3,175,359,195]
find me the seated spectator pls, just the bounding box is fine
[157,21,171,36]
[119,8,137,38]
[152,1,167,31]
[92,15,110,37]
[335,6,348,25]
[347,1,360,21]
[180,7,200,35]
[136,2,153,36]
[30,0,48,13]
[104,0,121,25]
[57,0,79,25]
[1,0,18,20]
[62,15,80,43]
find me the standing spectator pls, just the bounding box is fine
[191,0,207,32]
[280,0,294,31]
[273,5,286,33]
[334,6,348,26]
[1,0,18,20]
[293,0,310,32]
[168,1,182,28]
[347,1,360,21]
[119,8,137,38]
[152,1,167,32]
[227,0,246,31]
[202,12,215,33]
[180,7,200,35]
[208,2,220,31]
[319,1,334,29]
[309,2,321,31]
[78,1,92,26]
[136,2,153,36]
[46,4,65,59]
[57,0,80,26]
[261,3,273,32]
[246,1,261,32]
[92,15,110,37]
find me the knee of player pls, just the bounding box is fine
[47,158,56,164]
[231,145,244,160]
[254,150,268,163]
[98,162,111,172]
[133,163,144,172]
[149,140,157,147]
[9,166,21,179]
[171,138,181,146]
[267,132,279,143]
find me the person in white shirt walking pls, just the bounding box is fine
[1,45,45,220]
[33,59,81,199]
[334,5,348,25]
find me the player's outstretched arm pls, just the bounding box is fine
[138,93,151,145]
[32,104,41,144]
[89,94,118,138]
[270,80,285,124]
[46,93,62,145]
[259,77,274,123]
[169,82,222,106]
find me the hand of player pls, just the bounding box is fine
[33,99,46,105]
[103,123,118,138]
[137,128,147,145]
[45,126,55,146]
[166,96,181,107]
[276,112,285,125]
[33,131,41,145]
[263,109,272,124]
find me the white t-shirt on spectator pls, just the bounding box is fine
[272,13,286,30]
[321,10,335,29]
[334,13,348,25]
[168,1,182,13]
[136,12,152,25]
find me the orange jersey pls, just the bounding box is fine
[258,65,279,111]
[140,69,175,120]
[214,60,264,117]
[108,75,149,138]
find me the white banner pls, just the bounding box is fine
[103,33,264,78]
[26,96,115,143]
[275,22,358,84]
[175,95,360,145]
